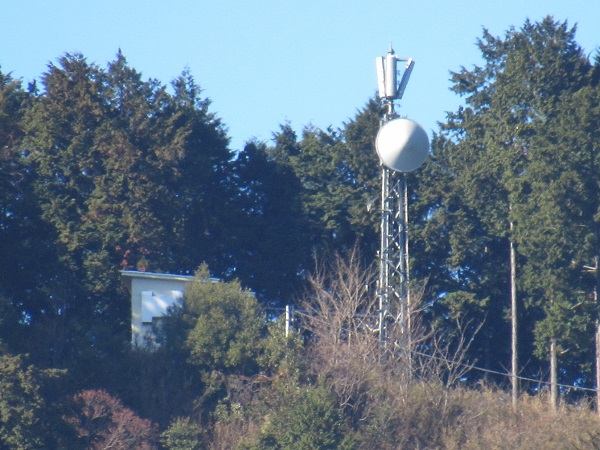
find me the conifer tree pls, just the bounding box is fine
[269,100,382,264]
[420,17,595,405]
[0,69,53,346]
[169,69,236,278]
[513,78,600,403]
[230,140,310,303]
[23,54,113,367]
[22,53,235,375]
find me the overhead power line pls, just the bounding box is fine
[411,349,598,394]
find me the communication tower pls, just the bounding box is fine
[375,47,429,342]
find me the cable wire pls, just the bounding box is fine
[411,349,598,393]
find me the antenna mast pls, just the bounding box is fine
[374,47,426,345]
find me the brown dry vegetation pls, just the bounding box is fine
[206,374,600,449]
[441,388,600,450]
[149,250,600,450]
[203,251,600,450]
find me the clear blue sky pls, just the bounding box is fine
[1,1,598,151]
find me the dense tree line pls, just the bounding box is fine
[411,17,600,401]
[0,15,599,448]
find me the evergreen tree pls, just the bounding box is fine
[0,353,74,449]
[342,98,385,258]
[411,134,503,374]
[0,68,54,353]
[270,101,382,264]
[22,52,236,379]
[499,19,594,398]
[416,17,595,393]
[513,79,600,389]
[23,53,113,368]
[231,140,310,303]
[169,69,236,278]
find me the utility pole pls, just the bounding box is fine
[285,304,294,338]
[510,218,519,411]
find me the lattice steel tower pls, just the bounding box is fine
[374,47,429,342]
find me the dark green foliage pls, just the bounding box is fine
[160,417,204,450]
[228,100,381,303]
[341,99,384,257]
[115,345,202,427]
[414,16,600,386]
[169,70,237,278]
[261,101,381,274]
[0,14,599,447]
[512,81,600,379]
[0,69,56,356]
[0,295,23,354]
[0,353,72,449]
[18,52,235,375]
[230,140,310,303]
[287,126,355,248]
[501,19,598,382]
[249,384,353,450]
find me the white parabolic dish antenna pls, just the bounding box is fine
[375,118,429,172]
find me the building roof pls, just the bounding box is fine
[120,270,195,282]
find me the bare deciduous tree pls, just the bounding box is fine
[299,248,482,435]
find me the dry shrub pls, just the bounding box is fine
[300,249,479,422]
[300,249,382,418]
[357,383,600,450]
[357,381,449,449]
[65,389,158,450]
[208,414,261,450]
[295,250,600,449]
[205,373,286,450]
[441,387,600,450]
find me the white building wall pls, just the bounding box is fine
[122,271,193,347]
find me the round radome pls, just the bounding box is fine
[375,118,429,172]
